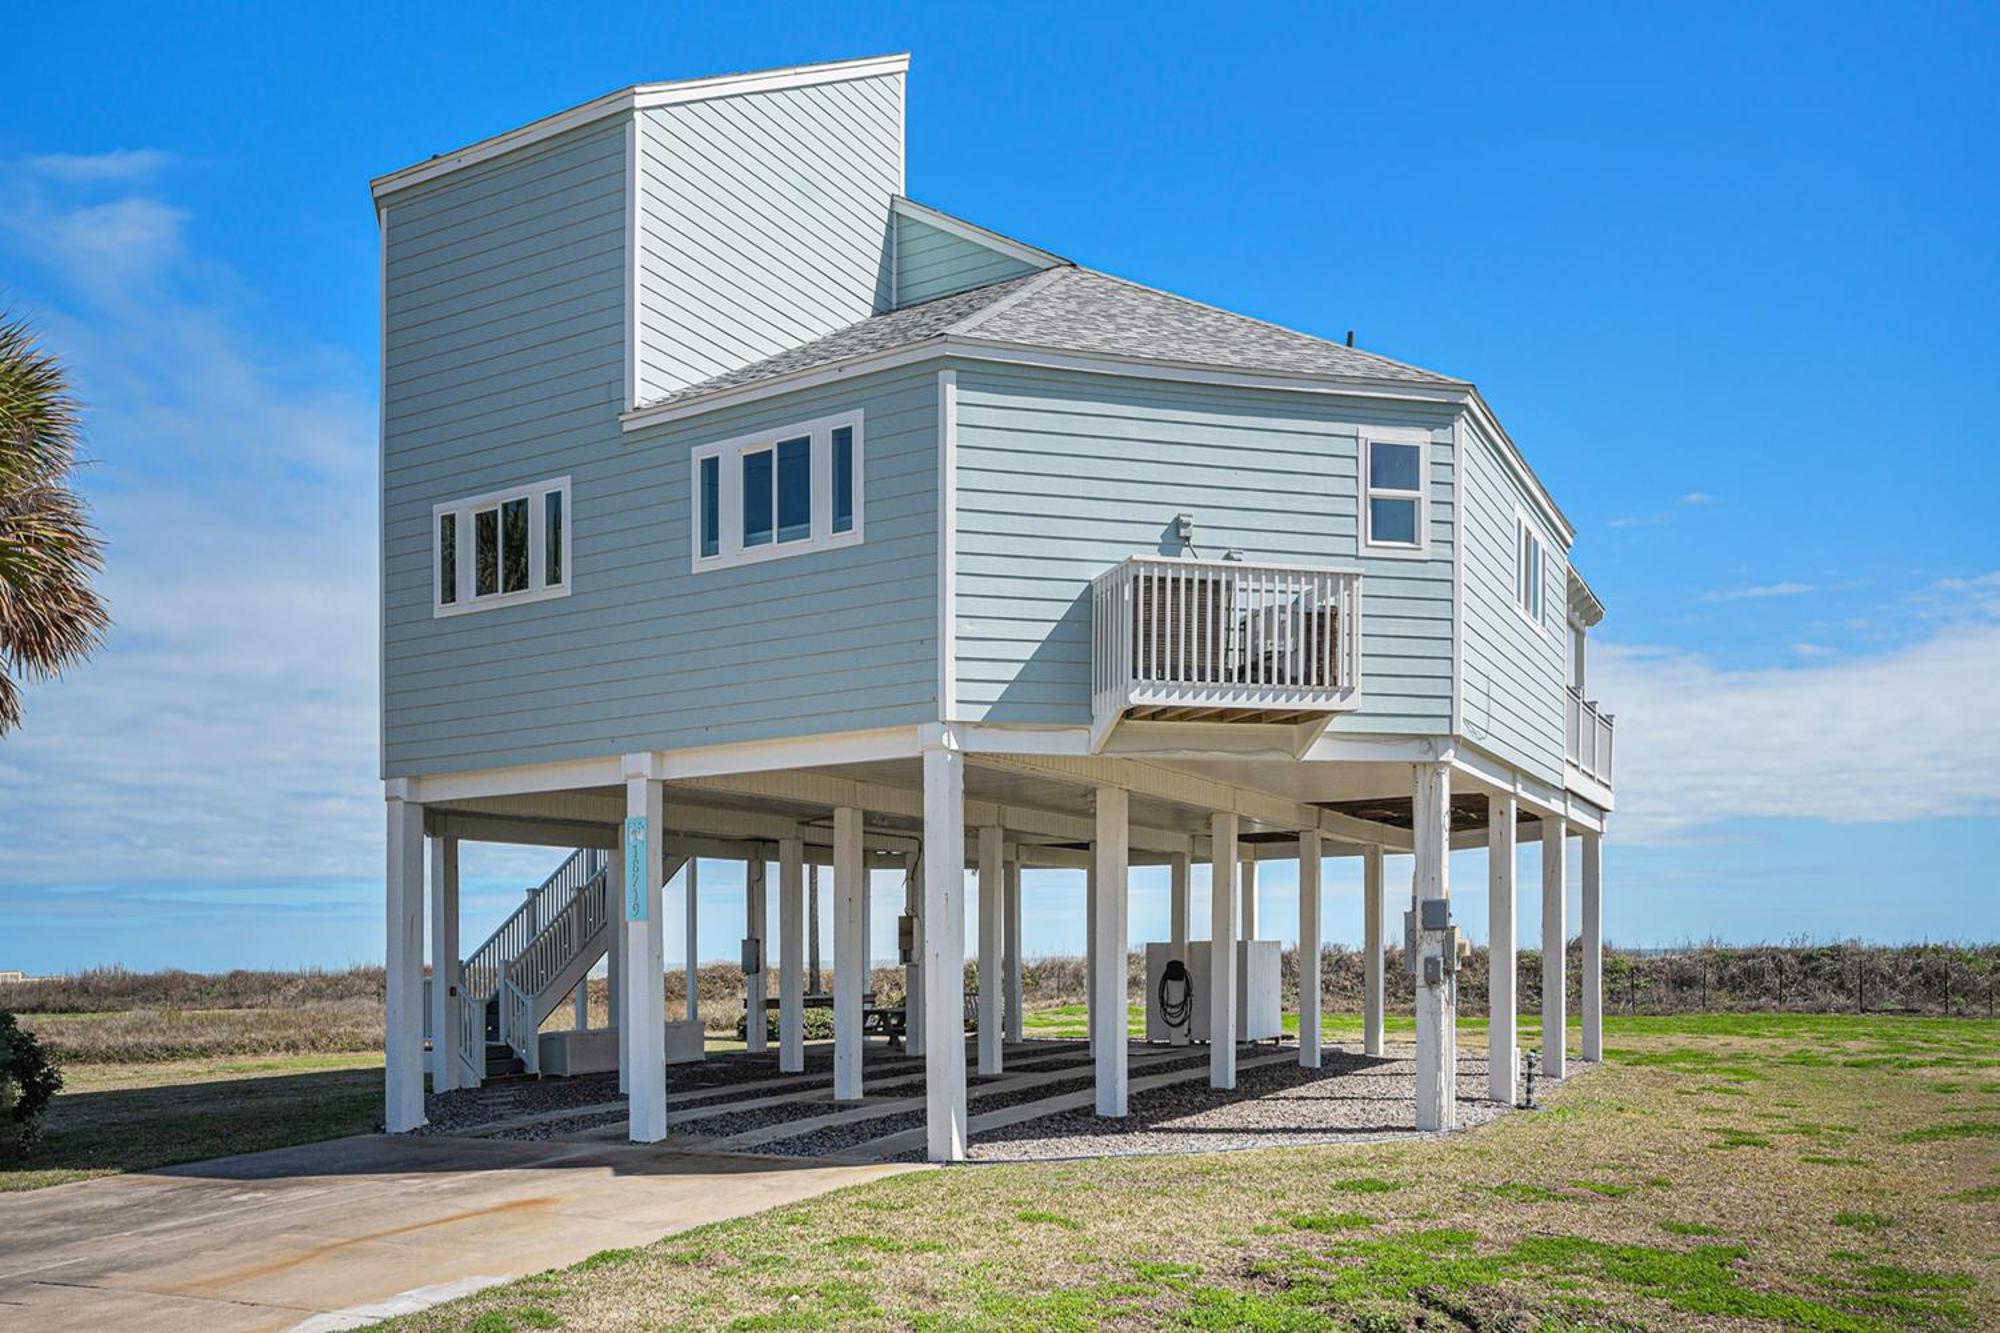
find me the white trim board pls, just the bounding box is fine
[937,369,959,721]
[370,53,911,200]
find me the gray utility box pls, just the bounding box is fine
[1143,940,1283,1043]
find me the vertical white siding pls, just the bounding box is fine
[951,363,1456,734]
[634,72,903,400]
[1457,417,1568,784]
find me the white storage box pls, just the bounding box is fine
[1144,939,1283,1044]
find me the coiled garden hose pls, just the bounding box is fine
[1158,957,1193,1030]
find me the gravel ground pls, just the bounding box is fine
[934,1042,1512,1162]
[750,1049,1221,1159]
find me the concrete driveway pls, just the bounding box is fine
[0,1133,916,1331]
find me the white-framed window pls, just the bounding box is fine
[1360,430,1429,556]
[433,476,571,617]
[690,410,863,571]
[1514,510,1547,629]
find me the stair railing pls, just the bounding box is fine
[506,861,611,1002]
[498,964,539,1076]
[454,986,485,1084]
[461,848,606,1005]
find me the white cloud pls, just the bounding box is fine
[1610,490,1717,528]
[1679,492,1714,505]
[1700,580,1817,602]
[24,149,178,182]
[1593,620,2000,843]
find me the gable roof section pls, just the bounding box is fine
[631,265,1458,413]
[370,53,909,201]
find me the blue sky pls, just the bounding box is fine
[1,3,1995,971]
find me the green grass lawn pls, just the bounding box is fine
[1,1050,384,1192]
[375,1012,1999,1331]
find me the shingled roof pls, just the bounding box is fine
[635,265,1460,412]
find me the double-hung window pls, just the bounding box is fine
[1360,431,1429,555]
[691,410,863,571]
[434,476,571,616]
[1515,512,1546,628]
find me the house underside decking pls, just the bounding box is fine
[422,1036,1513,1163]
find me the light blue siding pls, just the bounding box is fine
[894,212,1041,307]
[635,72,903,400]
[380,115,936,777]
[1457,418,1568,785]
[951,363,1457,733]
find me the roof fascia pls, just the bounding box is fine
[890,196,1070,271]
[371,53,910,201]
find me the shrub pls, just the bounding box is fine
[0,1010,63,1158]
[736,1006,838,1043]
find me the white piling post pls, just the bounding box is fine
[1362,845,1385,1057]
[428,833,459,1094]
[1093,788,1130,1116]
[1298,829,1321,1069]
[1488,794,1519,1104]
[1169,850,1192,1048]
[833,807,865,1102]
[1581,828,1603,1063]
[779,837,805,1073]
[977,825,1004,1075]
[610,839,627,1092]
[1004,857,1024,1043]
[1412,761,1457,1132]
[745,855,768,1054]
[623,765,668,1142]
[385,792,426,1131]
[1240,857,1258,940]
[1210,812,1239,1089]
[921,745,968,1162]
[684,855,701,1024]
[1542,815,1568,1080]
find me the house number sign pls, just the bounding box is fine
[623,815,648,922]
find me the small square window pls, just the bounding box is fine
[1369,496,1418,546]
[1370,441,1421,491]
[831,425,855,535]
[699,455,721,559]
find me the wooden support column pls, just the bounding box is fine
[609,839,627,1092]
[745,855,768,1054]
[1542,815,1568,1080]
[385,793,426,1132]
[1488,793,1519,1105]
[903,851,924,1053]
[977,825,1005,1075]
[1581,828,1603,1064]
[922,745,968,1162]
[1298,829,1322,1069]
[1094,787,1130,1116]
[623,768,668,1142]
[683,856,700,1024]
[1412,761,1456,1132]
[1003,857,1024,1043]
[778,837,805,1073]
[1362,845,1385,1057]
[1088,856,1104,1056]
[833,806,865,1102]
[808,864,821,993]
[1169,850,1192,1048]
[428,833,460,1094]
[1240,857,1258,940]
[1209,812,1239,1089]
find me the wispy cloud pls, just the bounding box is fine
[23,149,178,183]
[1594,611,2000,843]
[1610,491,1716,529]
[1700,580,1818,602]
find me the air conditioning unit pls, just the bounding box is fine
[1143,940,1282,1044]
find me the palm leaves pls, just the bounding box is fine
[0,312,107,733]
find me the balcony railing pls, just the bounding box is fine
[1091,555,1362,742]
[1565,685,1615,786]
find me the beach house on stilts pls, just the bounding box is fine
[372,53,1614,1159]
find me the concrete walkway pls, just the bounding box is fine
[0,1132,915,1332]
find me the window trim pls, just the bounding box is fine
[1513,506,1550,636]
[433,475,572,617]
[689,409,864,572]
[1359,428,1431,558]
